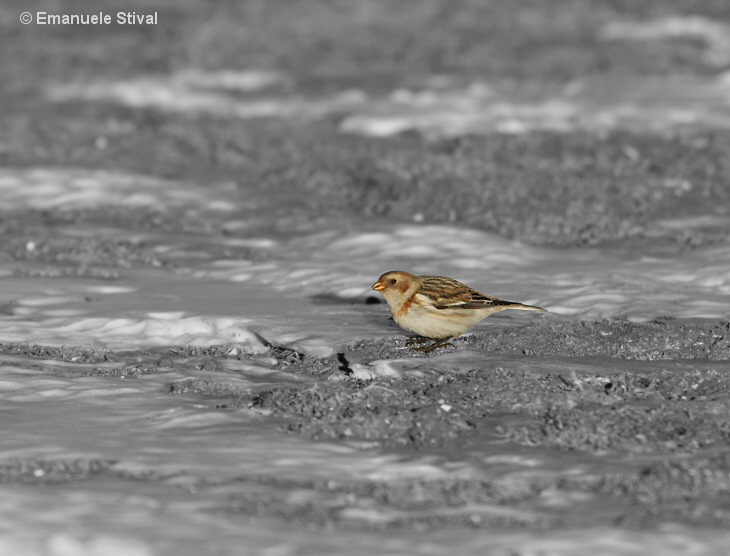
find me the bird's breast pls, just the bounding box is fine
[392,295,415,319]
[391,296,465,339]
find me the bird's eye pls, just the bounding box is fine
[390,278,397,284]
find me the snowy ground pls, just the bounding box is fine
[3,1,730,555]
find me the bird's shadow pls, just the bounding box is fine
[309,293,382,305]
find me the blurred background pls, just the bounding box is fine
[3,0,730,249]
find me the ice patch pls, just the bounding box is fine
[43,309,88,317]
[221,238,278,249]
[340,76,730,137]
[204,200,238,212]
[601,16,730,66]
[47,75,367,120]
[43,66,730,138]
[146,312,186,320]
[0,168,208,212]
[0,380,25,391]
[45,534,154,556]
[350,361,404,379]
[17,296,74,307]
[173,69,288,92]
[152,412,235,430]
[0,314,268,353]
[85,286,138,294]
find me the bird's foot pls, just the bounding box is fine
[405,336,431,348]
[408,337,455,354]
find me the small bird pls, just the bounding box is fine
[371,270,546,352]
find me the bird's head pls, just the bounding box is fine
[371,270,421,306]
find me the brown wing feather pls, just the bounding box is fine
[419,276,492,309]
[419,275,544,311]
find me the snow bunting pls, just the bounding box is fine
[371,270,545,352]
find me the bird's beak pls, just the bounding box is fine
[371,281,384,291]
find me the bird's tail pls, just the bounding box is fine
[501,301,547,313]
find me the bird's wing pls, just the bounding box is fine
[419,276,512,310]
[457,292,519,310]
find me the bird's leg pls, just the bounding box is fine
[405,336,431,348]
[423,338,455,354]
[410,337,455,354]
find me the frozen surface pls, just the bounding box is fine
[47,71,730,137]
[42,15,730,138]
[5,8,730,554]
[1,162,730,554]
[1,167,729,356]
